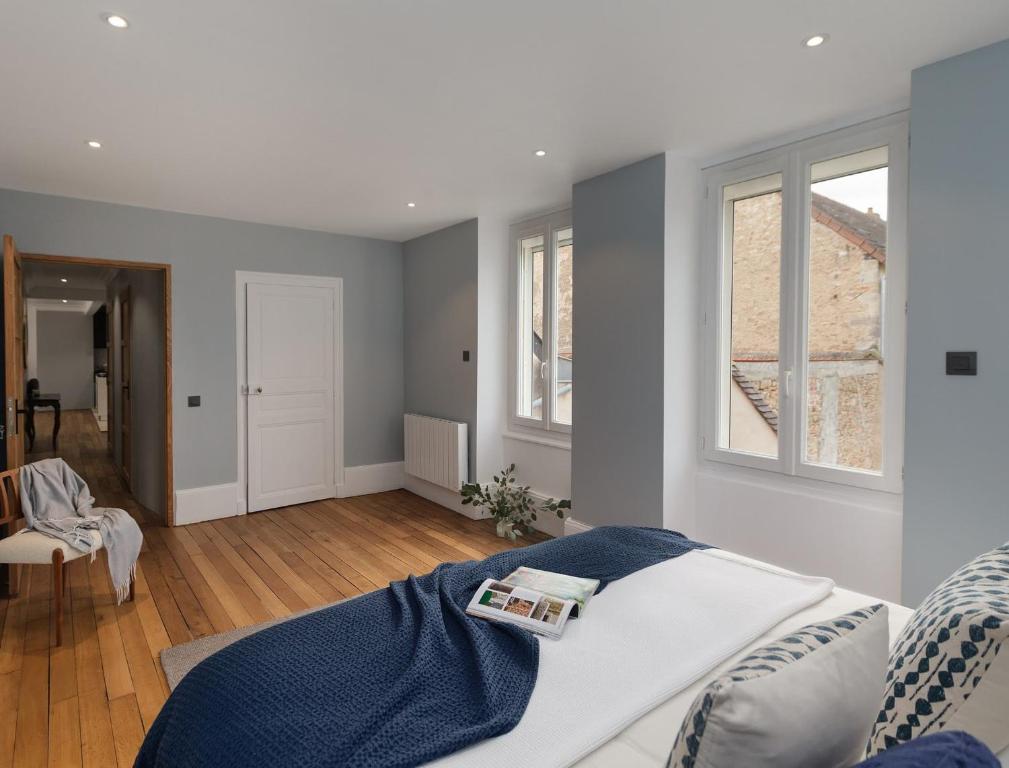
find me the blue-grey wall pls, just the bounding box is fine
[571,155,666,527]
[0,189,404,492]
[903,39,1009,604]
[402,219,478,479]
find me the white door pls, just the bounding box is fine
[246,281,337,512]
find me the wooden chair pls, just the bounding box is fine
[0,467,133,645]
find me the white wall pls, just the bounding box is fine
[694,466,902,601]
[502,436,571,499]
[34,310,94,410]
[662,153,701,535]
[475,215,508,483]
[501,435,570,538]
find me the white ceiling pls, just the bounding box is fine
[2,1,1008,242]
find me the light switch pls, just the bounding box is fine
[945,351,977,376]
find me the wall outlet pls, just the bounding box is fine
[188,395,201,407]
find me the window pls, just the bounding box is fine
[703,117,906,492]
[511,211,573,436]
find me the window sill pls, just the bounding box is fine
[502,430,571,451]
[698,455,902,502]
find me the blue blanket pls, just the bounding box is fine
[136,526,707,768]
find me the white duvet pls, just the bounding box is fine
[428,549,834,768]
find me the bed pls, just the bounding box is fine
[150,536,1009,768]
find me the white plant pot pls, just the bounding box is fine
[495,520,514,539]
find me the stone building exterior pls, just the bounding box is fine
[729,191,885,471]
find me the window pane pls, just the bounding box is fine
[517,234,545,420]
[805,148,888,472]
[723,173,782,457]
[553,227,573,425]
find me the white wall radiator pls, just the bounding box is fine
[404,413,468,491]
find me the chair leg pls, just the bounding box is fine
[52,403,61,451]
[52,549,64,646]
[129,574,136,603]
[7,563,19,598]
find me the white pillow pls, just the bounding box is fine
[667,604,889,768]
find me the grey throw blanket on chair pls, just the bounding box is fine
[18,458,142,603]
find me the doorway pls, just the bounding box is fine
[1,236,174,524]
[236,271,343,514]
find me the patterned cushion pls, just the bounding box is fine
[667,604,889,768]
[867,543,1009,757]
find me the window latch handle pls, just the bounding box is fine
[784,369,793,398]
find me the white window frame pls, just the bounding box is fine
[508,210,573,439]
[701,114,907,493]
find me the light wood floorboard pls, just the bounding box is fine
[1,410,546,766]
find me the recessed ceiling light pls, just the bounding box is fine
[60,278,68,283]
[534,149,547,157]
[104,14,129,29]
[406,202,417,208]
[87,140,102,149]
[803,33,828,48]
[61,299,68,304]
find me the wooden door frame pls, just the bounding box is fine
[3,237,25,471]
[20,252,174,526]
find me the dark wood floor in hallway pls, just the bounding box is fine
[1,409,544,767]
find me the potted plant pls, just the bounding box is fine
[460,464,571,540]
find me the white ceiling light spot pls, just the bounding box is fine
[60,277,68,283]
[534,149,547,157]
[87,140,102,149]
[61,299,68,304]
[803,34,828,48]
[104,14,129,28]
[406,202,416,208]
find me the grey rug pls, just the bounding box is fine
[160,600,348,690]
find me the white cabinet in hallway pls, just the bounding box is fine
[92,372,108,432]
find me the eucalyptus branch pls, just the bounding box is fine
[460,464,571,540]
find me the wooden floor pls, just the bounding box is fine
[2,410,546,768]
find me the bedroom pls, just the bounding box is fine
[0,1,1008,766]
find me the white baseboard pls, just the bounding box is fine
[175,482,242,526]
[403,476,570,536]
[337,462,406,498]
[564,517,594,537]
[403,475,486,519]
[526,490,567,538]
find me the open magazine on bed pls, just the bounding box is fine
[465,567,600,639]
